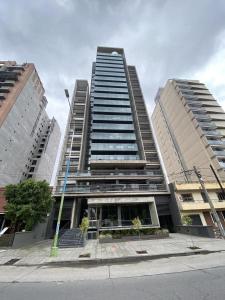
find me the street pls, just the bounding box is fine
[0,265,225,300]
[1,251,225,299]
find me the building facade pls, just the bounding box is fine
[152,79,225,183]
[169,182,225,229]
[0,61,61,186]
[52,47,172,237]
[152,79,225,229]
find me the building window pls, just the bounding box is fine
[181,193,193,202]
[189,214,203,226]
[217,192,225,201]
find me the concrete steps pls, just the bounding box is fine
[58,228,84,248]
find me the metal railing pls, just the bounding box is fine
[73,169,163,177]
[207,140,225,146]
[203,130,222,137]
[89,218,154,228]
[213,150,225,157]
[55,183,167,194]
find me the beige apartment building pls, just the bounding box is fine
[152,79,225,230]
[152,79,225,183]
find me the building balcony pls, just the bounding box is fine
[198,122,217,130]
[55,183,167,195]
[0,81,15,87]
[195,115,212,121]
[91,143,138,152]
[95,82,127,88]
[95,62,124,68]
[213,150,225,157]
[192,108,207,114]
[60,169,163,180]
[179,199,225,211]
[95,67,125,73]
[93,99,130,106]
[203,130,222,137]
[93,92,129,99]
[186,100,202,107]
[95,71,126,78]
[95,75,126,82]
[207,139,225,147]
[93,106,131,114]
[0,87,10,93]
[184,95,199,101]
[0,71,19,80]
[0,94,6,100]
[90,159,147,169]
[91,132,136,141]
[96,59,123,65]
[219,161,225,168]
[92,114,133,122]
[92,123,134,131]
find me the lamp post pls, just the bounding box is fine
[50,89,74,257]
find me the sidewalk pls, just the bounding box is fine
[0,233,225,266]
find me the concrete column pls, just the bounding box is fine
[70,199,76,229]
[99,207,102,227]
[150,202,160,227]
[118,205,122,226]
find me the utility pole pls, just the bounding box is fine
[193,166,225,238]
[210,164,225,200]
[50,89,74,257]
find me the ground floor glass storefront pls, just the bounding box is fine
[89,203,153,228]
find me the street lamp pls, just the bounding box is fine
[50,89,74,257]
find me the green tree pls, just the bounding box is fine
[4,179,53,231]
[79,217,89,237]
[132,217,142,239]
[181,215,193,226]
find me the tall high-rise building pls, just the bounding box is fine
[0,61,61,185]
[51,47,172,237]
[152,79,225,229]
[152,79,225,183]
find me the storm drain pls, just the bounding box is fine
[4,258,20,265]
[136,250,148,254]
[79,253,91,258]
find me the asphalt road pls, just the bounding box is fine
[0,265,225,300]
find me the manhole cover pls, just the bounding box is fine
[136,250,148,254]
[4,258,20,265]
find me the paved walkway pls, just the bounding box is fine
[0,234,225,266]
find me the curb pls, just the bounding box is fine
[45,249,215,267]
[1,249,222,268]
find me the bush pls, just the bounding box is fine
[182,215,192,226]
[99,233,112,239]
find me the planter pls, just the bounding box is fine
[0,233,15,247]
[99,232,169,243]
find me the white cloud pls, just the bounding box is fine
[185,31,225,108]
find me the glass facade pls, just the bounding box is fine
[89,51,140,161]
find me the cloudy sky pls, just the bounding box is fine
[1,0,225,137]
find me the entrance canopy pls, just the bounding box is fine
[88,196,155,205]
